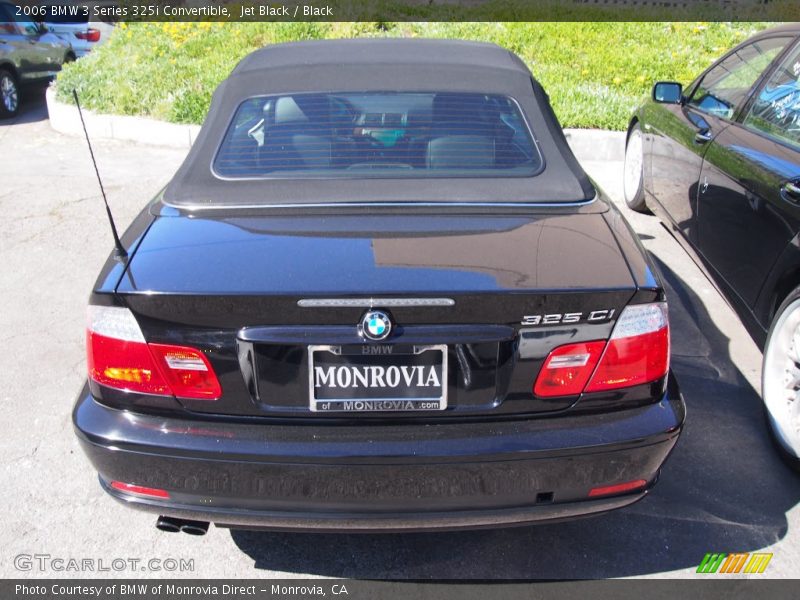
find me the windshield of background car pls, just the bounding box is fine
[213,92,542,178]
[744,41,800,151]
[0,2,36,34]
[687,37,791,119]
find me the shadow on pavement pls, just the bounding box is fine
[230,253,800,578]
[0,83,48,126]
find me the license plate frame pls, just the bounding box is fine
[307,344,448,412]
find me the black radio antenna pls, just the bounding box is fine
[72,89,127,260]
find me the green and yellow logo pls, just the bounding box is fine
[697,552,773,574]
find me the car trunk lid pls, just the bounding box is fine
[115,210,637,418]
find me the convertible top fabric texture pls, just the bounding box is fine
[163,39,595,207]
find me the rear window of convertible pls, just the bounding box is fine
[213,92,542,178]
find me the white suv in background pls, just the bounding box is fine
[42,1,115,57]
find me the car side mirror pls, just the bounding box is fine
[653,81,683,104]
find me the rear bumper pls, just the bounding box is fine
[73,374,685,532]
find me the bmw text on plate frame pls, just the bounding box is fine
[72,39,684,533]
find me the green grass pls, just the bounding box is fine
[55,21,771,130]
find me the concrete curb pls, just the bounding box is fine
[46,86,201,149]
[564,128,625,163]
[46,86,625,160]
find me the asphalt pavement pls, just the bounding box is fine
[1,89,799,579]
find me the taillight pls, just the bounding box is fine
[76,28,101,42]
[148,343,221,399]
[533,341,606,398]
[585,302,669,392]
[87,330,171,395]
[533,302,669,398]
[87,305,221,400]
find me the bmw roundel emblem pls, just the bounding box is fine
[360,310,393,341]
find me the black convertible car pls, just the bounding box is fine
[74,39,684,533]
[626,25,800,469]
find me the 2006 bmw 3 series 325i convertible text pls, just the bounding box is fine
[73,39,685,534]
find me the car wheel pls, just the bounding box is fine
[623,123,649,213]
[763,286,800,472]
[0,69,20,118]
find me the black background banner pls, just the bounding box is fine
[9,0,800,22]
[5,580,800,600]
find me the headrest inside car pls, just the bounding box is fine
[427,135,495,169]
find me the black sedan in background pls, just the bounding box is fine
[74,39,684,534]
[626,24,800,469]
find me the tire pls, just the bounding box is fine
[0,68,20,119]
[623,123,649,213]
[762,286,800,472]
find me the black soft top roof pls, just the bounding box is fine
[233,38,531,75]
[163,39,595,208]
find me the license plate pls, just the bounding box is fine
[308,344,447,412]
